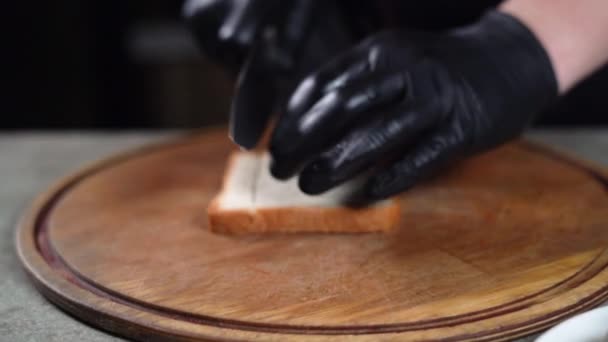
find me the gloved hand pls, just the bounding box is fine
[183,0,356,148]
[269,11,558,200]
[183,0,309,74]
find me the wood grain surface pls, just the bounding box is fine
[16,129,608,341]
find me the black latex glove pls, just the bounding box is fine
[183,0,355,147]
[183,0,307,73]
[269,11,558,200]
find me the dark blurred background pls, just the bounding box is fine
[4,1,607,130]
[6,2,232,130]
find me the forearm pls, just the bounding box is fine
[501,0,608,94]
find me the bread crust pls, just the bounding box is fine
[207,152,402,234]
[208,202,401,234]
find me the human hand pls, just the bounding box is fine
[183,0,354,148]
[269,11,558,200]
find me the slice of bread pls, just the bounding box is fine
[208,151,401,234]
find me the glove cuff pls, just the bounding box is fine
[444,10,559,120]
[483,10,558,103]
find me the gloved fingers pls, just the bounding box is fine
[229,52,278,149]
[218,1,278,51]
[297,104,438,195]
[284,35,424,125]
[183,0,227,31]
[184,0,283,71]
[183,0,243,69]
[285,50,368,119]
[365,126,468,200]
[277,0,319,55]
[269,71,408,180]
[253,0,319,74]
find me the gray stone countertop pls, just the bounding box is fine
[1,130,607,342]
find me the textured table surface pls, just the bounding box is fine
[1,130,607,342]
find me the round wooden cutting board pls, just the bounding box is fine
[16,129,608,341]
